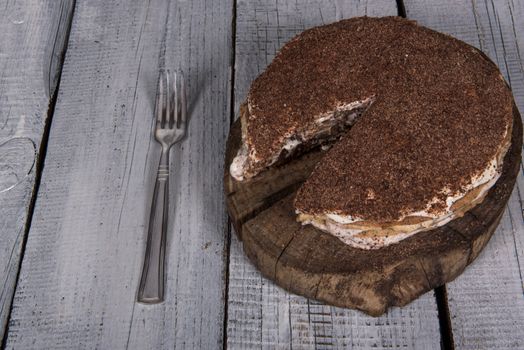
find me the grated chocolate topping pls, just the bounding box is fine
[246,17,513,221]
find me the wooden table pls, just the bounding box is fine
[0,1,523,349]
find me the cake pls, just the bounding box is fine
[230,17,514,249]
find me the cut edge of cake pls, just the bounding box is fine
[230,96,375,181]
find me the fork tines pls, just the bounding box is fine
[156,70,187,131]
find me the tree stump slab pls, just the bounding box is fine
[224,106,522,316]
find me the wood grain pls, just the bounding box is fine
[404,0,524,348]
[0,0,74,340]
[226,1,443,348]
[4,0,233,348]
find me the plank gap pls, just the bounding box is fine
[396,0,407,18]
[435,286,455,350]
[222,1,237,349]
[0,0,77,345]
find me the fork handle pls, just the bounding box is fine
[138,150,170,303]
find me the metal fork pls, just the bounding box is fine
[137,70,187,304]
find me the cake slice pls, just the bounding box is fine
[230,96,374,180]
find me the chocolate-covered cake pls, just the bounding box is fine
[230,17,513,249]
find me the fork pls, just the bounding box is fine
[137,70,187,304]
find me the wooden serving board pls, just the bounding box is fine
[224,105,522,316]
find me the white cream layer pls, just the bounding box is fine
[230,97,374,181]
[230,143,249,181]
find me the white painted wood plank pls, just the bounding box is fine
[5,0,232,349]
[227,1,442,349]
[0,0,74,340]
[404,0,524,348]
